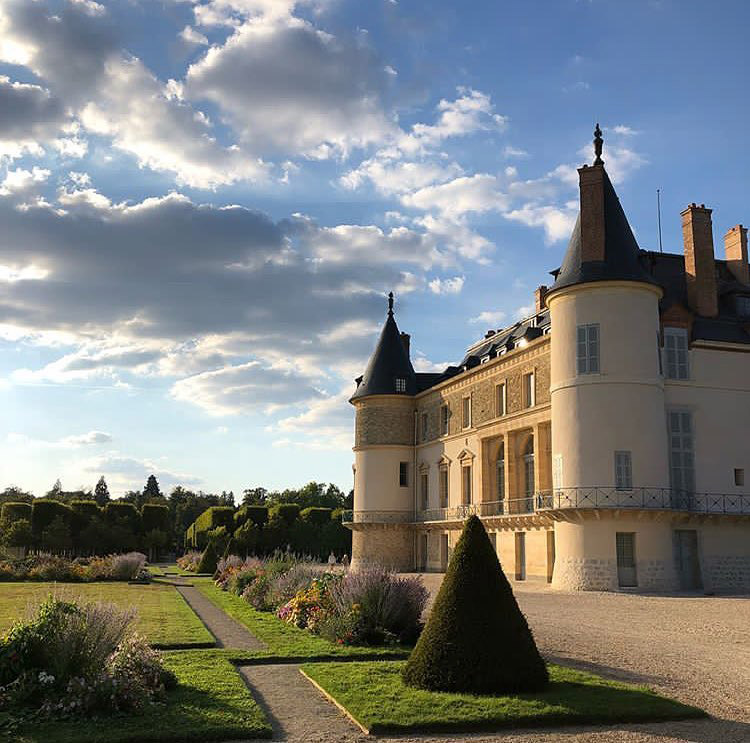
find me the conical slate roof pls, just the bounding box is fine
[350,293,416,401]
[550,127,656,293]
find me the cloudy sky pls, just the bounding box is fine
[0,0,748,497]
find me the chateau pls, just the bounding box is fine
[346,128,750,593]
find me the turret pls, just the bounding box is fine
[349,293,416,570]
[546,126,670,588]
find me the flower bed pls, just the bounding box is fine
[213,555,427,647]
[0,553,149,583]
[0,596,176,725]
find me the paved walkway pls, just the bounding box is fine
[239,664,364,742]
[175,585,267,651]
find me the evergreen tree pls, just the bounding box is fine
[143,475,162,501]
[46,479,63,499]
[94,476,110,506]
[402,515,548,694]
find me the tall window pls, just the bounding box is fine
[615,451,633,490]
[439,466,449,508]
[664,327,689,380]
[420,472,429,509]
[577,323,600,374]
[523,372,535,408]
[462,465,472,505]
[399,461,409,488]
[462,396,472,428]
[523,437,535,511]
[420,412,428,442]
[395,377,407,392]
[496,383,506,417]
[496,443,505,507]
[669,410,695,494]
[440,404,449,436]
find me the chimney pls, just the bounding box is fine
[400,332,410,359]
[724,225,749,285]
[578,164,606,263]
[681,203,718,317]
[534,285,548,313]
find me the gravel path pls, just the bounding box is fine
[175,585,267,651]
[239,664,365,742]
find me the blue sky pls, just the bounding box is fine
[0,0,748,498]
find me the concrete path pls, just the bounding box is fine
[175,585,267,651]
[239,664,364,743]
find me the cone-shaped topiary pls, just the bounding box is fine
[402,515,548,694]
[196,539,219,574]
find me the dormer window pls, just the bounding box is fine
[395,378,406,393]
[736,296,750,317]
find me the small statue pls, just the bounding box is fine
[594,123,603,165]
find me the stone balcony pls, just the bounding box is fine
[342,487,750,528]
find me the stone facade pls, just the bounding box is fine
[355,397,414,447]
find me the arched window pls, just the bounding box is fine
[523,436,535,512]
[496,442,505,507]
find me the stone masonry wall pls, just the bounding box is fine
[355,398,414,447]
[552,556,618,591]
[704,555,750,593]
[416,339,550,443]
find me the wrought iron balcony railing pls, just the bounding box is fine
[342,487,750,525]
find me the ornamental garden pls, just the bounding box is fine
[0,502,706,742]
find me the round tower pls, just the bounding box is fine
[546,127,671,590]
[349,293,415,570]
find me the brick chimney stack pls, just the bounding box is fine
[400,332,410,359]
[724,225,749,285]
[578,164,606,263]
[681,203,718,317]
[534,285,548,313]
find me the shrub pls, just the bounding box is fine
[299,507,332,526]
[31,500,71,535]
[328,567,427,645]
[193,507,234,549]
[176,550,201,572]
[70,500,100,520]
[266,563,320,609]
[27,555,84,582]
[196,540,219,574]
[270,503,300,527]
[234,505,269,528]
[0,597,174,718]
[241,573,270,610]
[40,516,73,553]
[109,552,147,581]
[402,515,548,694]
[141,503,169,533]
[1,501,32,524]
[104,502,141,534]
[1,518,32,549]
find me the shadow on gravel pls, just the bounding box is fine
[544,654,665,687]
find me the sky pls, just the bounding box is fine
[0,0,748,498]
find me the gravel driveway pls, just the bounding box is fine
[386,574,750,743]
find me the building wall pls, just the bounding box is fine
[663,345,750,495]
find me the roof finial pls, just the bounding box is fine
[593,123,603,165]
[387,291,394,315]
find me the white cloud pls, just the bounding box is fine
[503,145,528,158]
[0,167,50,196]
[6,430,112,448]
[469,310,506,326]
[402,174,507,218]
[81,453,202,490]
[504,203,577,244]
[179,26,209,45]
[428,276,464,295]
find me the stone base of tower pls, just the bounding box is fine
[350,526,414,572]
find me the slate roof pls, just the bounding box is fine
[550,165,656,292]
[350,301,416,401]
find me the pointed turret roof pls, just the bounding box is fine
[350,292,416,401]
[550,125,656,294]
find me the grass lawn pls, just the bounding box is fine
[4,650,271,743]
[0,582,214,649]
[196,579,409,661]
[300,660,707,735]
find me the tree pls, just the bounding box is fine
[41,516,73,553]
[402,515,548,694]
[143,529,168,562]
[143,475,162,501]
[196,540,219,574]
[94,476,110,506]
[0,486,34,504]
[1,518,32,551]
[242,487,267,505]
[46,479,63,499]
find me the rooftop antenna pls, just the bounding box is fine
[656,188,663,253]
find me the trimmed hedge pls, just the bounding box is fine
[300,507,333,525]
[1,502,32,524]
[197,540,219,574]
[70,500,101,519]
[142,503,170,533]
[104,501,141,533]
[31,500,71,534]
[270,503,300,526]
[234,505,269,528]
[402,515,548,694]
[192,506,234,549]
